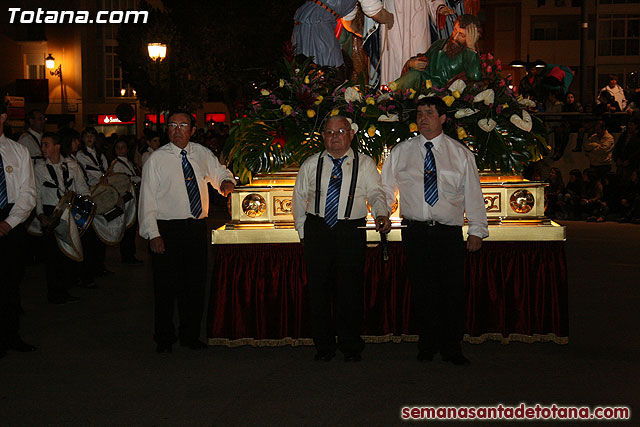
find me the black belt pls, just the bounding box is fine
[306,213,365,225]
[0,203,15,222]
[157,218,205,225]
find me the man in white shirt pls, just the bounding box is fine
[598,74,627,111]
[0,101,37,358]
[17,109,46,161]
[292,115,391,362]
[381,97,488,365]
[139,110,235,354]
[36,132,90,304]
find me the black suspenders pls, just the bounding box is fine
[314,150,359,219]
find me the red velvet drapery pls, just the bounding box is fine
[208,242,568,345]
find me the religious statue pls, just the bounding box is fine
[394,14,482,91]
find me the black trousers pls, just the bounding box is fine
[120,222,137,261]
[0,222,26,350]
[151,219,207,345]
[303,214,366,355]
[81,226,106,280]
[402,220,465,357]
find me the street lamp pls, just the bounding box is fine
[45,53,61,77]
[147,42,167,131]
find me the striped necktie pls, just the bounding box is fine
[424,141,438,206]
[181,149,203,218]
[0,153,8,209]
[324,155,345,228]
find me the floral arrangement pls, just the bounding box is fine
[225,46,548,184]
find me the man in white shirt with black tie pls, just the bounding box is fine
[139,110,235,354]
[382,97,488,365]
[292,115,391,362]
[17,109,46,162]
[0,101,37,358]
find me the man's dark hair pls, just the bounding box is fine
[416,96,448,116]
[0,99,7,115]
[59,128,80,157]
[456,14,481,29]
[608,74,618,81]
[168,110,196,128]
[42,131,60,145]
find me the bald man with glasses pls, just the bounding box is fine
[293,115,391,362]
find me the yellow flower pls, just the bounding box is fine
[409,88,416,99]
[279,79,285,88]
[304,76,310,84]
[361,107,367,113]
[502,103,509,110]
[409,122,418,132]
[425,80,432,89]
[367,125,377,137]
[280,104,293,116]
[260,89,270,96]
[314,95,324,105]
[442,95,455,107]
[516,94,523,101]
[307,109,315,118]
[366,97,375,105]
[389,81,398,91]
[452,90,461,99]
[330,109,340,117]
[456,127,468,140]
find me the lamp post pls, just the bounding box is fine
[147,42,166,132]
[45,53,63,102]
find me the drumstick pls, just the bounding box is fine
[380,230,389,262]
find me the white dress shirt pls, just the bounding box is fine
[76,147,109,186]
[35,158,90,216]
[138,141,236,240]
[381,132,489,239]
[112,155,141,185]
[0,134,36,228]
[292,148,388,239]
[599,84,627,111]
[141,147,154,167]
[17,129,43,160]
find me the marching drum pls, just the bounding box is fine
[91,184,120,215]
[69,194,96,236]
[106,173,131,197]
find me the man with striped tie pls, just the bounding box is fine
[139,110,235,354]
[293,115,391,362]
[382,97,488,365]
[0,100,37,358]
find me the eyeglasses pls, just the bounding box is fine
[323,128,348,137]
[167,122,190,129]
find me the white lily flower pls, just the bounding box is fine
[473,89,495,105]
[454,108,479,118]
[378,114,399,122]
[478,118,497,132]
[510,110,533,132]
[449,79,467,94]
[344,87,362,103]
[518,98,537,108]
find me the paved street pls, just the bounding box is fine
[1,217,639,425]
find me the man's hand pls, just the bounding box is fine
[437,5,455,15]
[150,236,165,254]
[375,215,392,234]
[220,180,235,197]
[466,235,483,252]
[466,23,479,51]
[408,58,428,71]
[0,221,12,237]
[371,8,394,30]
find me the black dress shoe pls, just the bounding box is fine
[180,340,208,350]
[9,339,37,352]
[417,351,435,362]
[344,353,362,362]
[314,351,335,362]
[156,343,172,354]
[442,353,471,365]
